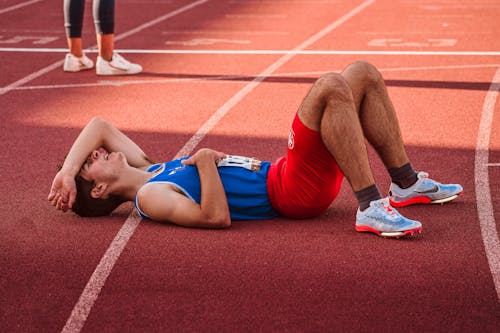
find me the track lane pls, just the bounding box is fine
[1,0,499,332]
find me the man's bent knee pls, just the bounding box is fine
[298,72,355,131]
[343,61,383,88]
[314,72,353,103]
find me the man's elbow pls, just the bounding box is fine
[205,213,231,229]
[219,215,232,228]
[89,116,105,126]
[89,116,111,130]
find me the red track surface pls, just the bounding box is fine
[1,0,499,332]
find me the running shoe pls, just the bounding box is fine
[63,53,94,72]
[355,198,422,238]
[389,171,463,207]
[96,53,142,76]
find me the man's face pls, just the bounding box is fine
[79,148,125,183]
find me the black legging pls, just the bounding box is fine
[64,0,115,38]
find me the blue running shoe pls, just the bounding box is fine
[389,172,463,207]
[355,198,422,238]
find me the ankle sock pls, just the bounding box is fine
[388,163,418,189]
[355,184,382,211]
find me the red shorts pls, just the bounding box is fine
[267,114,344,218]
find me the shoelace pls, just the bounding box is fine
[379,199,399,221]
[113,54,130,66]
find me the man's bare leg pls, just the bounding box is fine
[297,61,421,202]
[296,70,376,192]
[340,61,410,169]
[296,61,417,192]
[294,61,428,236]
[340,62,421,191]
[294,61,464,236]
[296,63,422,237]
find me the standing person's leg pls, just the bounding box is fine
[93,0,114,60]
[93,0,142,75]
[63,0,94,71]
[97,34,114,61]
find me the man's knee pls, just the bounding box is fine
[314,72,353,104]
[344,61,383,87]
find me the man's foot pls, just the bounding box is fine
[355,198,422,238]
[389,171,463,207]
[96,53,142,76]
[63,53,94,72]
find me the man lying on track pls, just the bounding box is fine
[48,61,462,238]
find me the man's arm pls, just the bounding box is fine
[61,117,153,174]
[137,149,231,228]
[48,117,153,211]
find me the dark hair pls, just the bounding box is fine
[71,176,127,217]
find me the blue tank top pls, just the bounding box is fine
[134,158,278,220]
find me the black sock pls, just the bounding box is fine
[388,162,418,189]
[355,184,382,211]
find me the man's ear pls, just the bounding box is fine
[90,182,109,199]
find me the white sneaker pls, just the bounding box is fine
[355,198,422,238]
[389,171,463,207]
[63,53,94,72]
[96,53,142,76]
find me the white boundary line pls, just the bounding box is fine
[60,213,142,333]
[0,0,43,15]
[5,64,499,92]
[474,67,500,302]
[174,0,375,157]
[59,1,375,332]
[11,64,500,91]
[1,47,500,56]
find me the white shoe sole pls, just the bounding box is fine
[431,194,459,204]
[96,65,142,76]
[355,225,423,238]
[64,67,93,73]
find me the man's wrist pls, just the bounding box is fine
[60,164,80,177]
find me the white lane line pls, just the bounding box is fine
[1,47,500,56]
[7,64,499,92]
[0,0,43,15]
[474,67,500,302]
[57,1,214,332]
[161,30,289,35]
[112,0,209,43]
[0,60,64,96]
[486,163,500,167]
[230,0,341,2]
[175,0,375,157]
[10,75,248,91]
[271,64,500,77]
[0,0,210,97]
[61,1,375,331]
[378,64,500,72]
[61,213,142,333]
[225,14,287,19]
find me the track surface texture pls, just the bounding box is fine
[1,0,499,332]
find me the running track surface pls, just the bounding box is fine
[1,0,499,332]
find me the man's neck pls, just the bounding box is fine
[111,166,153,200]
